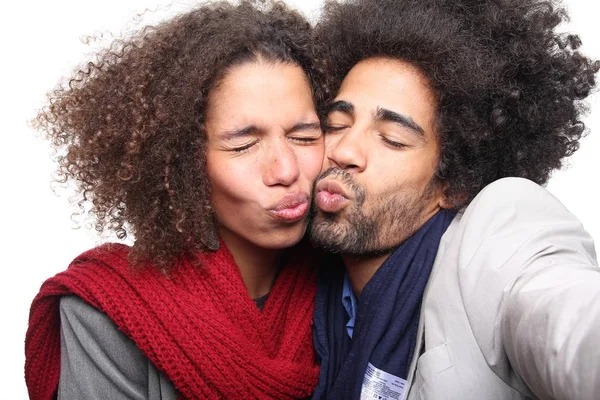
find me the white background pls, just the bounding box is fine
[1,0,598,398]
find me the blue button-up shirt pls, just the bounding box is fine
[342,273,358,338]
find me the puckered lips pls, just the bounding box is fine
[268,192,310,223]
[316,180,350,213]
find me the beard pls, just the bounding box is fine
[310,168,440,257]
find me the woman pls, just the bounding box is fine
[24,1,329,399]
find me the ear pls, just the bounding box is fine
[436,182,466,210]
[439,190,468,209]
[438,196,454,210]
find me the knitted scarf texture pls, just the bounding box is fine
[25,243,319,399]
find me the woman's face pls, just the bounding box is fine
[205,60,324,251]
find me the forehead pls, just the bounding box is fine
[335,57,438,132]
[205,60,316,130]
[209,60,312,108]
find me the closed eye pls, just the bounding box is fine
[289,136,320,144]
[324,125,348,133]
[288,121,322,144]
[230,141,258,153]
[381,135,407,149]
[294,136,320,141]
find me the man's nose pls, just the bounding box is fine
[326,127,366,172]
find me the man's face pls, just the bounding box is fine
[311,57,447,256]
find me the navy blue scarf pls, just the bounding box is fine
[312,210,455,399]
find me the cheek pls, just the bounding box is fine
[391,145,440,182]
[208,159,259,205]
[207,145,262,183]
[296,145,324,180]
[401,162,433,183]
[324,134,340,156]
[410,152,439,183]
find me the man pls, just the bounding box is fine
[310,0,600,399]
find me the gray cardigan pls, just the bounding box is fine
[58,295,177,400]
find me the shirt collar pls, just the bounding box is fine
[341,273,358,338]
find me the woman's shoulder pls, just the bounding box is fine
[62,242,139,278]
[59,294,120,333]
[71,242,132,265]
[58,295,177,400]
[35,243,145,304]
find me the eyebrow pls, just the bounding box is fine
[326,100,425,137]
[220,121,320,140]
[375,107,424,137]
[325,100,355,116]
[287,121,321,133]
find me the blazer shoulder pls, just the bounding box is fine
[451,177,595,277]
[463,177,580,233]
[473,177,561,209]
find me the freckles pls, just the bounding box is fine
[297,149,323,176]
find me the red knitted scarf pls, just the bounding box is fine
[25,243,319,399]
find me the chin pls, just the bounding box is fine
[259,224,308,250]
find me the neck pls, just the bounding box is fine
[220,229,283,299]
[343,252,393,297]
[343,207,447,297]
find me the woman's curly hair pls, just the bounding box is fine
[316,0,599,207]
[34,0,330,268]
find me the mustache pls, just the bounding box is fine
[313,168,365,204]
[315,168,356,186]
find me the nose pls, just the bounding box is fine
[326,126,366,172]
[263,138,300,186]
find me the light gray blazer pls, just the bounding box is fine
[406,178,600,400]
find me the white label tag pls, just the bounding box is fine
[360,362,407,400]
